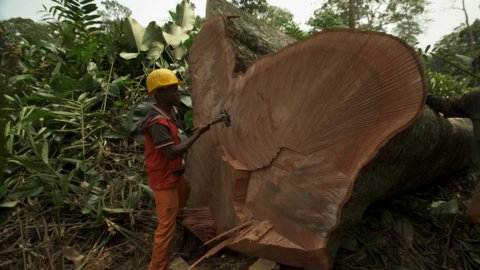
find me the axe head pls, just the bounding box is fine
[220,109,231,127]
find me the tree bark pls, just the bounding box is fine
[182,0,476,269]
[349,0,355,29]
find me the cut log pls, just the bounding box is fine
[183,0,477,269]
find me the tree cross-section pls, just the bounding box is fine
[182,0,475,269]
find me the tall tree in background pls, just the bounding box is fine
[98,0,132,21]
[230,0,267,14]
[348,0,355,29]
[228,0,307,39]
[386,0,426,44]
[308,0,428,44]
[257,4,308,39]
[426,19,480,85]
[458,0,475,56]
[307,8,346,31]
[257,4,294,30]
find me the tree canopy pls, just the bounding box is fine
[230,0,267,14]
[308,0,429,44]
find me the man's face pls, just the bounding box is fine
[158,84,181,106]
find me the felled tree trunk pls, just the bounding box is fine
[182,0,476,269]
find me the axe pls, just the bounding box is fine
[191,109,231,131]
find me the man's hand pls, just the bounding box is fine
[195,123,211,135]
[161,123,211,160]
[426,93,444,112]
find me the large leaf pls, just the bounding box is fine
[125,17,148,51]
[0,201,18,208]
[50,74,76,95]
[41,141,49,164]
[81,194,99,214]
[10,179,45,199]
[124,18,165,58]
[460,239,480,265]
[103,129,129,139]
[163,23,189,47]
[180,95,192,107]
[119,52,140,60]
[125,191,140,209]
[163,0,197,48]
[175,0,195,31]
[147,43,164,60]
[102,207,132,214]
[6,134,14,155]
[124,100,154,133]
[144,22,165,48]
[51,189,64,207]
[173,46,187,60]
[81,3,97,14]
[430,199,458,216]
[8,156,52,174]
[21,108,53,123]
[8,74,35,85]
[122,18,164,54]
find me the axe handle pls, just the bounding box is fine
[189,116,224,132]
[208,117,225,126]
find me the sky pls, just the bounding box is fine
[0,0,479,49]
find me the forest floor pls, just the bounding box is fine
[2,173,480,270]
[103,172,480,270]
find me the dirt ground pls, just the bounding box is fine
[2,173,479,270]
[84,173,480,270]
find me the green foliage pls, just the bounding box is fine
[46,0,102,34]
[255,4,308,40]
[1,0,198,237]
[230,0,268,14]
[258,5,294,30]
[121,0,196,65]
[307,8,346,31]
[425,69,472,97]
[420,51,473,98]
[98,0,132,21]
[419,20,480,96]
[426,20,480,84]
[3,79,107,205]
[122,18,165,61]
[435,20,480,57]
[307,0,428,44]
[283,23,309,40]
[0,18,53,47]
[229,1,309,40]
[384,0,427,44]
[460,239,480,265]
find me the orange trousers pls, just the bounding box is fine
[149,177,190,270]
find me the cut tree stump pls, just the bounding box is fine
[182,0,476,269]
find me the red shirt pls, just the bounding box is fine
[143,106,182,189]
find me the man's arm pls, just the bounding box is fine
[426,93,444,112]
[159,124,210,160]
[426,93,471,118]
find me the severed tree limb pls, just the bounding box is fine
[182,0,476,269]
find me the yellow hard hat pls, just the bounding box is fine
[146,68,183,95]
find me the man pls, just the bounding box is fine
[139,68,210,270]
[426,90,480,222]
